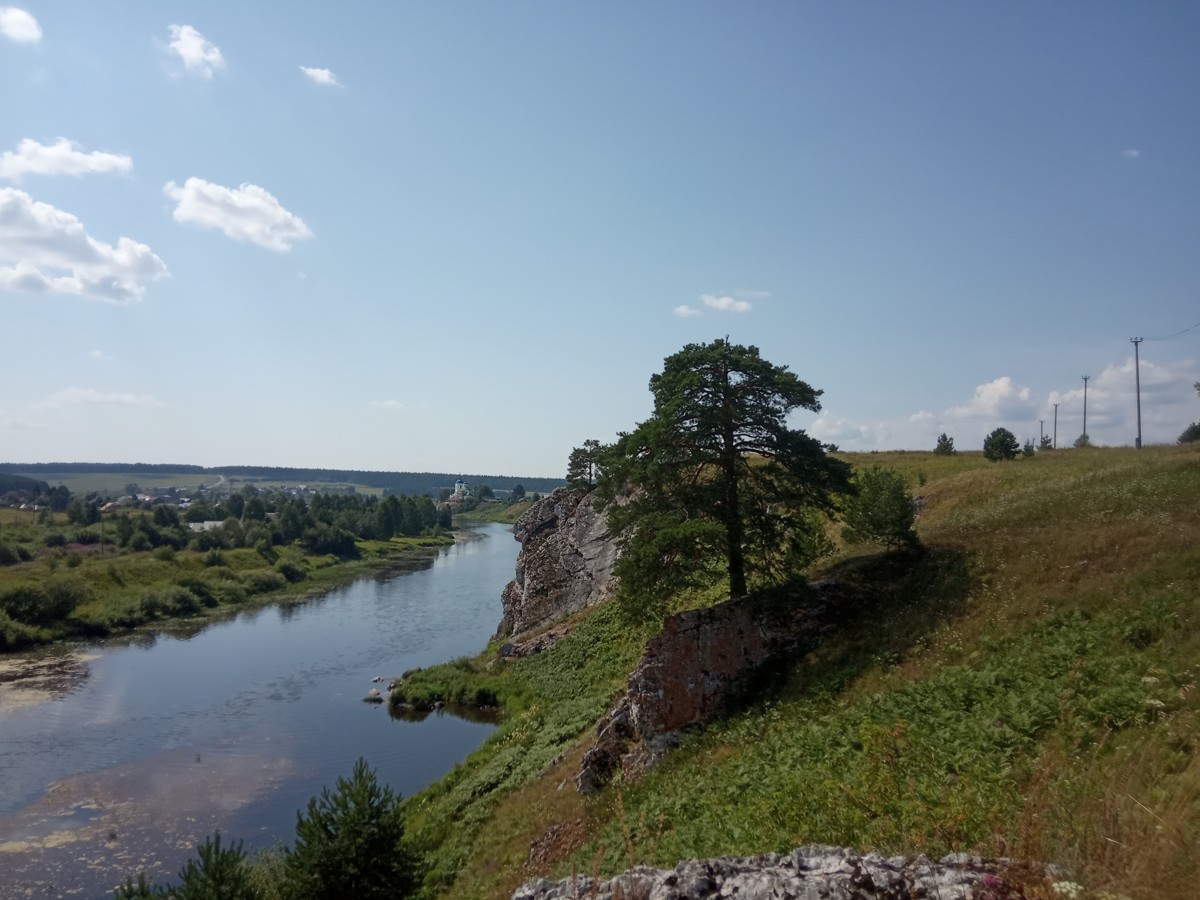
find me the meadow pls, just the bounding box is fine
[393,443,1199,900]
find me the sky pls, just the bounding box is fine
[1,2,1198,478]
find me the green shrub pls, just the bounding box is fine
[284,758,419,900]
[139,586,203,618]
[1178,422,1200,444]
[115,832,261,899]
[841,465,919,550]
[243,569,287,595]
[204,548,227,567]
[153,546,176,562]
[275,560,307,583]
[43,532,68,548]
[983,427,1020,461]
[0,610,39,651]
[0,578,88,625]
[175,577,220,608]
[254,538,278,565]
[0,542,18,566]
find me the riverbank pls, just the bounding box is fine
[0,529,455,654]
[0,522,519,898]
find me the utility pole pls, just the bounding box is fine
[1082,375,1090,443]
[1039,419,1044,444]
[1053,402,1059,449]
[1131,337,1143,448]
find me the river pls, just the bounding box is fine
[0,522,518,898]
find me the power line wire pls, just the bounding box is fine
[1144,320,1200,342]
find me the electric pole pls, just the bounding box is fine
[1053,402,1059,449]
[1131,337,1143,448]
[1039,419,1044,444]
[1082,375,1090,444]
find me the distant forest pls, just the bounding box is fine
[0,463,563,497]
[0,473,50,495]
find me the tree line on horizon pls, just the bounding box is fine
[0,463,564,498]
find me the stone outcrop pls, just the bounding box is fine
[577,587,828,794]
[513,845,1050,899]
[497,488,618,641]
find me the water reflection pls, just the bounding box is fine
[388,703,503,725]
[0,522,518,897]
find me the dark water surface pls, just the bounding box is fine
[0,523,517,898]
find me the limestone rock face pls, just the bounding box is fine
[577,589,828,794]
[512,845,1042,899]
[497,488,617,640]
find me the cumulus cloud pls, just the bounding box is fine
[701,294,752,313]
[0,7,40,43]
[909,410,935,423]
[809,415,888,447]
[0,188,168,303]
[32,388,165,410]
[673,304,701,317]
[0,138,132,182]
[167,24,225,78]
[300,66,339,86]
[369,400,405,412]
[947,376,1034,419]
[1047,357,1197,441]
[89,349,112,362]
[164,178,313,252]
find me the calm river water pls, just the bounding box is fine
[0,522,517,898]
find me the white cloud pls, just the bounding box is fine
[1122,149,1141,159]
[0,7,41,43]
[300,66,339,86]
[909,410,935,423]
[701,294,752,313]
[167,24,224,78]
[673,304,701,317]
[0,138,132,182]
[164,178,313,252]
[88,349,112,362]
[734,289,771,300]
[809,415,888,448]
[369,400,405,412]
[0,188,168,303]
[947,376,1034,419]
[32,388,165,410]
[1047,357,1197,440]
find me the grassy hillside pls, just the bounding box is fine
[399,444,1199,900]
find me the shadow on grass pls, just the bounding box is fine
[726,544,974,713]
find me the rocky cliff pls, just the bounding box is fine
[513,845,1052,899]
[497,488,618,641]
[576,585,829,794]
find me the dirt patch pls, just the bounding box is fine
[524,818,587,877]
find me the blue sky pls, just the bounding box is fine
[2,2,1197,477]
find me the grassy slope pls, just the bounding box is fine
[455,500,535,525]
[405,445,1199,899]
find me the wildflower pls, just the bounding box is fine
[1051,882,1085,899]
